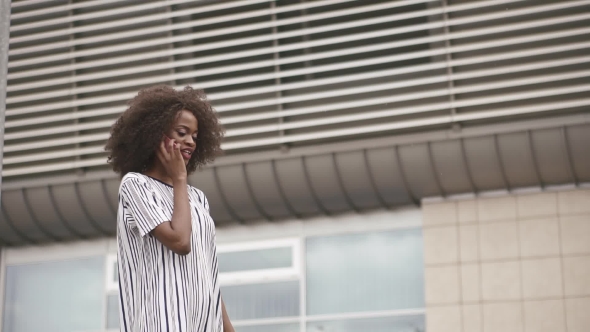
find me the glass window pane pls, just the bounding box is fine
[221,281,299,320]
[2,257,105,332]
[106,293,120,329]
[235,323,299,332]
[218,247,292,273]
[306,229,424,315]
[307,314,425,332]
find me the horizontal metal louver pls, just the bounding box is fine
[5,0,590,180]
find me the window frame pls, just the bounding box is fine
[105,254,118,294]
[0,209,424,332]
[217,237,303,328]
[0,239,116,332]
[217,237,301,287]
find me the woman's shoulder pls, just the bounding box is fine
[188,185,205,198]
[188,185,209,206]
[121,172,147,184]
[119,172,156,193]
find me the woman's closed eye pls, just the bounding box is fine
[177,131,198,141]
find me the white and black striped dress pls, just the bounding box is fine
[116,172,223,332]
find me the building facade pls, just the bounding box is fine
[0,0,589,331]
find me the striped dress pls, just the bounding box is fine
[116,172,223,332]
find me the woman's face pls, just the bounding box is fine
[166,109,199,165]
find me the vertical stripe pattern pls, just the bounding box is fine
[117,172,223,332]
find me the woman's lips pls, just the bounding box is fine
[181,149,192,160]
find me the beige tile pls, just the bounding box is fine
[423,201,457,227]
[479,221,519,260]
[460,224,479,262]
[566,297,590,332]
[518,218,560,258]
[517,192,557,218]
[459,199,478,224]
[523,299,566,332]
[463,304,482,332]
[563,256,590,296]
[481,261,521,301]
[478,196,517,222]
[558,189,590,215]
[427,305,462,332]
[424,226,459,265]
[483,302,523,332]
[521,258,563,299]
[461,264,481,303]
[425,265,460,305]
[560,215,590,255]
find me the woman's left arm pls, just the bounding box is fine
[222,297,235,332]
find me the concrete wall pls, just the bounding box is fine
[422,188,590,332]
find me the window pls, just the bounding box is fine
[218,238,300,285]
[2,257,105,332]
[218,238,302,331]
[105,293,120,330]
[105,254,118,293]
[220,228,424,330]
[104,254,119,330]
[303,228,425,330]
[307,314,425,332]
[0,213,424,332]
[218,246,293,273]
[235,323,300,332]
[305,229,425,315]
[223,280,300,320]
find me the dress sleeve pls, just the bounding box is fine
[203,192,210,213]
[191,186,211,213]
[120,176,171,237]
[191,187,210,213]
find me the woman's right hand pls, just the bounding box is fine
[152,137,192,255]
[157,137,187,181]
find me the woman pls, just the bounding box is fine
[105,85,234,332]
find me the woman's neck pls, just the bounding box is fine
[143,163,174,186]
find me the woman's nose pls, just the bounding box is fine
[186,136,196,146]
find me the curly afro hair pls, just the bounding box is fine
[105,85,224,176]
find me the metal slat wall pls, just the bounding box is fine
[5,0,590,180]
